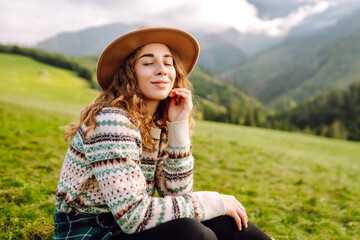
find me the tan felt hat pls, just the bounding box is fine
[96,26,200,90]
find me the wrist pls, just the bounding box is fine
[166,120,190,147]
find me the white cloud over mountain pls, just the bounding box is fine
[0,0,357,45]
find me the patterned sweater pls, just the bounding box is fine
[55,107,225,234]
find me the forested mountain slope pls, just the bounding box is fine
[267,81,360,140]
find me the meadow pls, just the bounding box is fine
[0,53,359,239]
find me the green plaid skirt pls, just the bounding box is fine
[53,211,121,240]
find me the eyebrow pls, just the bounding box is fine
[139,53,173,59]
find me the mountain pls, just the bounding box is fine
[197,34,247,72]
[35,23,248,72]
[220,8,360,109]
[263,31,360,109]
[222,27,284,56]
[35,23,138,56]
[34,5,360,71]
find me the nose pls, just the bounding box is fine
[155,63,167,76]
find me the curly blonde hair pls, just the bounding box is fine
[64,45,194,149]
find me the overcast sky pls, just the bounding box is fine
[0,0,358,45]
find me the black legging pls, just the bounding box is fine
[112,216,272,240]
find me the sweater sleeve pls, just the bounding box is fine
[155,120,226,221]
[84,111,225,234]
[155,120,194,196]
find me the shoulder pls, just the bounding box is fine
[82,107,140,140]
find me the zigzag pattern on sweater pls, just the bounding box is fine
[87,150,139,163]
[135,200,153,232]
[163,169,193,180]
[71,133,85,152]
[164,181,193,194]
[83,133,142,149]
[90,157,135,168]
[97,107,137,126]
[162,161,194,172]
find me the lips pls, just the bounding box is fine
[151,80,170,88]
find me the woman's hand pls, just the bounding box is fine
[220,194,248,230]
[168,88,193,122]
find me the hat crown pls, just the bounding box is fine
[138,25,152,29]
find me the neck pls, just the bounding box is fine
[145,99,160,117]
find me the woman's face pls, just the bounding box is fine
[134,43,176,104]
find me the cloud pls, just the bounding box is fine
[0,0,338,45]
[189,0,336,36]
[260,0,336,36]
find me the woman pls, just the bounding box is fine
[54,26,272,240]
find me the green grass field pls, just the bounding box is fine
[1,53,359,239]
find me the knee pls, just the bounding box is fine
[177,218,217,240]
[196,227,217,240]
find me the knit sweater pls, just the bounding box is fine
[55,107,225,234]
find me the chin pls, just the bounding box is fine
[154,91,172,100]
[156,95,170,101]
[144,94,169,102]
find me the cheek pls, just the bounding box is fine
[134,66,150,87]
[170,81,176,90]
[170,69,176,82]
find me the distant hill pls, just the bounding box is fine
[220,8,360,109]
[35,23,138,56]
[35,24,248,73]
[198,34,247,72]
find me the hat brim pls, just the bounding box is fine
[96,27,200,90]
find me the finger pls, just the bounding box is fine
[239,206,248,224]
[237,209,248,229]
[171,90,191,99]
[171,93,193,109]
[171,91,192,102]
[168,91,175,97]
[236,207,248,229]
[237,202,246,214]
[172,88,191,94]
[169,95,178,107]
[169,88,190,96]
[232,197,246,214]
[231,211,243,231]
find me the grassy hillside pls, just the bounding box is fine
[1,54,360,239]
[0,53,98,115]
